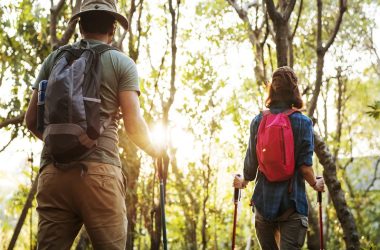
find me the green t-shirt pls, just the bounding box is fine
[33,39,140,168]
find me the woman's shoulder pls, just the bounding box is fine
[290,111,312,123]
[289,111,313,133]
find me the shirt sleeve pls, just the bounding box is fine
[244,115,261,181]
[116,54,140,95]
[297,117,314,167]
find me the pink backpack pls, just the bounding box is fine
[256,109,298,182]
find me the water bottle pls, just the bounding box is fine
[37,80,47,132]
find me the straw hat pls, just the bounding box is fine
[69,0,129,30]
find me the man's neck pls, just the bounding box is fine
[82,33,110,44]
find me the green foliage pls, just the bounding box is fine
[367,101,380,119]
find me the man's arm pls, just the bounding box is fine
[25,90,43,140]
[119,90,158,157]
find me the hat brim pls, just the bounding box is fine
[69,10,129,31]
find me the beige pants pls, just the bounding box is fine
[36,162,128,250]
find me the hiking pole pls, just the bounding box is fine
[317,176,324,250]
[157,157,168,250]
[232,175,241,250]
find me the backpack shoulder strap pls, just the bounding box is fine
[92,44,119,54]
[261,109,271,116]
[54,45,83,64]
[283,108,300,116]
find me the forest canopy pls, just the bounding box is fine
[0,0,379,249]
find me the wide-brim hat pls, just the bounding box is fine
[69,0,129,30]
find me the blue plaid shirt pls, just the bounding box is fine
[244,104,314,220]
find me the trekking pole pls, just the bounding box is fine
[232,175,241,250]
[316,176,323,250]
[157,157,168,250]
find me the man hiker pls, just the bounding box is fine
[233,66,325,250]
[25,0,163,249]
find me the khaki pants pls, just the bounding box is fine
[255,209,308,250]
[36,162,128,250]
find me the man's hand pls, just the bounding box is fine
[155,147,169,180]
[233,174,248,189]
[147,144,168,160]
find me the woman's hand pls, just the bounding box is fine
[312,177,325,192]
[233,174,248,189]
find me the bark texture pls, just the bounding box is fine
[314,132,360,250]
[265,0,296,67]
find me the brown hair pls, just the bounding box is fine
[265,66,303,109]
[79,11,116,35]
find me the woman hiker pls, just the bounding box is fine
[233,66,325,250]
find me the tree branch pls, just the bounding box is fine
[0,113,25,129]
[364,158,380,194]
[226,0,258,47]
[7,175,39,250]
[291,0,303,39]
[322,0,347,53]
[163,0,180,122]
[0,135,16,153]
[58,0,81,47]
[0,62,8,88]
[49,0,65,48]
[282,0,296,21]
[226,0,258,20]
[135,0,144,58]
[50,0,81,49]
[260,11,270,47]
[366,27,380,76]
[245,1,259,10]
[264,0,282,23]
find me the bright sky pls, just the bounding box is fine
[0,1,380,201]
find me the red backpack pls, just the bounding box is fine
[256,109,299,182]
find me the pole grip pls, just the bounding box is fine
[234,188,240,203]
[157,157,163,180]
[316,176,322,203]
[234,174,241,204]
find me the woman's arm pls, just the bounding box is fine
[299,165,325,192]
[243,116,261,181]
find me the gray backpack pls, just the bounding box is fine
[41,41,117,164]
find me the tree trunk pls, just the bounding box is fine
[171,152,199,249]
[313,132,360,250]
[8,175,38,250]
[307,53,325,117]
[150,204,162,250]
[274,21,289,67]
[265,0,296,67]
[123,142,141,250]
[307,196,323,250]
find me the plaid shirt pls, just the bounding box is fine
[244,104,314,220]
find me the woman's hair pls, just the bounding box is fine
[79,11,116,35]
[265,66,303,109]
